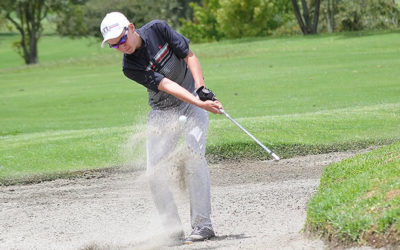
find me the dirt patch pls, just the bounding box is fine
[0,150,378,250]
[385,189,400,201]
[363,226,400,248]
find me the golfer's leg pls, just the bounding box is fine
[147,110,182,232]
[184,105,212,229]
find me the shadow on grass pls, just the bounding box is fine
[334,29,400,39]
[212,29,400,46]
[0,164,142,186]
[0,32,19,37]
[1,138,398,186]
[206,138,400,163]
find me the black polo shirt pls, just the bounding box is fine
[123,20,195,109]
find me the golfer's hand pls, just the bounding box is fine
[201,100,223,114]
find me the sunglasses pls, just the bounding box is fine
[109,27,128,48]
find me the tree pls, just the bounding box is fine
[336,0,400,31]
[325,0,338,33]
[291,0,321,34]
[0,0,84,65]
[217,0,277,38]
[180,0,293,42]
[179,0,222,42]
[56,0,201,39]
[160,0,202,29]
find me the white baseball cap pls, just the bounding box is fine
[100,12,130,48]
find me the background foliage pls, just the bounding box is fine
[336,0,400,31]
[179,0,223,42]
[180,0,292,41]
[2,0,400,62]
[0,0,87,64]
[56,0,201,39]
[318,0,400,32]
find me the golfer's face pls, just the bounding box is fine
[108,26,136,54]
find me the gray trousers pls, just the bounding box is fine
[146,102,212,232]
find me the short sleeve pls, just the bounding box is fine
[155,21,190,58]
[123,68,164,92]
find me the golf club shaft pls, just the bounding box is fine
[219,109,280,161]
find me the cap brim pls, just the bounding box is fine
[101,39,108,48]
[100,27,124,48]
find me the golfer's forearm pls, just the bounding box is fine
[184,50,204,90]
[158,78,203,107]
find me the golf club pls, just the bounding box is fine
[219,109,280,161]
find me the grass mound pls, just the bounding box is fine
[305,142,400,248]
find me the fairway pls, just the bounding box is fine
[1,31,400,179]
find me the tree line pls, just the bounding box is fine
[1,0,399,65]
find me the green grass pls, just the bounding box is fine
[1,30,400,181]
[306,142,400,247]
[0,33,111,69]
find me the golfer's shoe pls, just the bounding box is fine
[184,226,215,244]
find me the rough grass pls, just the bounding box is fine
[306,142,400,248]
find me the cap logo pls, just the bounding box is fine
[102,23,119,35]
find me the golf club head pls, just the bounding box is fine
[271,152,280,161]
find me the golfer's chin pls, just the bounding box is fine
[124,47,135,55]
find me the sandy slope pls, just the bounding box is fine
[0,150,376,250]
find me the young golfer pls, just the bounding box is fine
[100,12,223,244]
